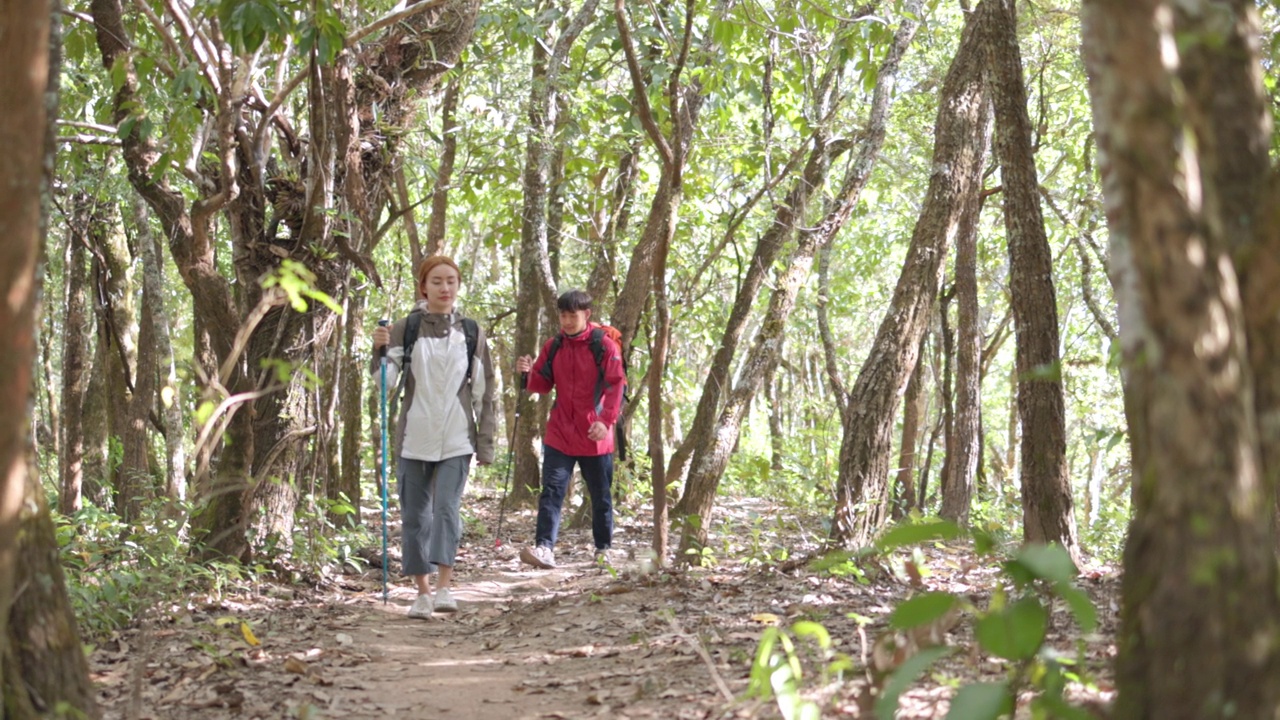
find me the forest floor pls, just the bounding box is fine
[89,491,1121,719]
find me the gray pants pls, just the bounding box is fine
[397,454,471,576]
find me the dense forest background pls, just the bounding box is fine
[4,0,1280,717]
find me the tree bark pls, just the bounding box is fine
[1,0,99,712]
[59,194,93,514]
[939,131,984,525]
[1083,1,1280,717]
[425,72,462,259]
[982,0,1078,559]
[135,201,187,502]
[831,9,991,547]
[892,335,927,519]
[336,290,367,523]
[4,471,100,719]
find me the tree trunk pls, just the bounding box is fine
[677,5,922,556]
[1,1,99,711]
[425,73,462,259]
[1083,1,1280,717]
[892,335,927,519]
[86,206,135,512]
[831,9,991,546]
[939,174,983,524]
[587,148,639,307]
[665,140,834,499]
[982,0,1077,559]
[133,200,187,502]
[59,194,94,514]
[94,0,480,559]
[336,291,367,523]
[4,469,100,719]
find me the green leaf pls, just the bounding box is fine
[975,597,1047,661]
[875,646,951,720]
[1055,584,1098,634]
[944,682,1013,720]
[889,592,958,630]
[875,519,962,552]
[1010,544,1077,585]
[791,621,832,649]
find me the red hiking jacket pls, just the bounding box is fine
[525,324,626,457]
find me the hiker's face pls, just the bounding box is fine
[421,264,460,312]
[558,308,590,336]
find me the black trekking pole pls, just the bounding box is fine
[494,372,526,548]
[377,319,391,604]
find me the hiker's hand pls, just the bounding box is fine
[477,459,491,467]
[373,326,390,350]
[587,421,607,442]
[515,355,533,373]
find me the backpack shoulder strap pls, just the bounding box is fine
[587,327,607,369]
[402,309,423,359]
[461,317,479,382]
[540,334,564,384]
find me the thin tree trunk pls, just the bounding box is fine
[59,194,93,514]
[587,148,639,307]
[892,335,927,519]
[1083,1,1280,716]
[937,286,955,506]
[143,211,187,502]
[982,0,1077,559]
[665,140,836,497]
[831,9,991,547]
[650,271,671,563]
[939,174,983,524]
[677,4,922,556]
[336,290,367,523]
[425,72,462,259]
[395,165,423,268]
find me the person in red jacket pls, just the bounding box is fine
[514,289,626,569]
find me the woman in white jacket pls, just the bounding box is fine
[372,255,496,619]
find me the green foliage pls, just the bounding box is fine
[776,523,1098,719]
[262,259,343,313]
[57,501,208,639]
[218,0,292,56]
[747,621,854,720]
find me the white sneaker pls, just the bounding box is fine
[519,545,556,569]
[434,587,458,613]
[407,594,433,619]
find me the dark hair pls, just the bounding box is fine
[557,289,593,312]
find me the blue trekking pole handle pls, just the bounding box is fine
[378,319,390,605]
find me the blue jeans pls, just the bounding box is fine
[534,445,613,551]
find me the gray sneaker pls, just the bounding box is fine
[434,587,458,613]
[407,594,433,619]
[519,545,556,569]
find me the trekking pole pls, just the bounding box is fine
[377,319,391,605]
[494,372,526,548]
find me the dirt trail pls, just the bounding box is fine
[89,500,1119,719]
[92,521,752,720]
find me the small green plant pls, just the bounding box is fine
[754,519,1098,720]
[746,621,854,719]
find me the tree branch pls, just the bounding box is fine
[614,0,674,167]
